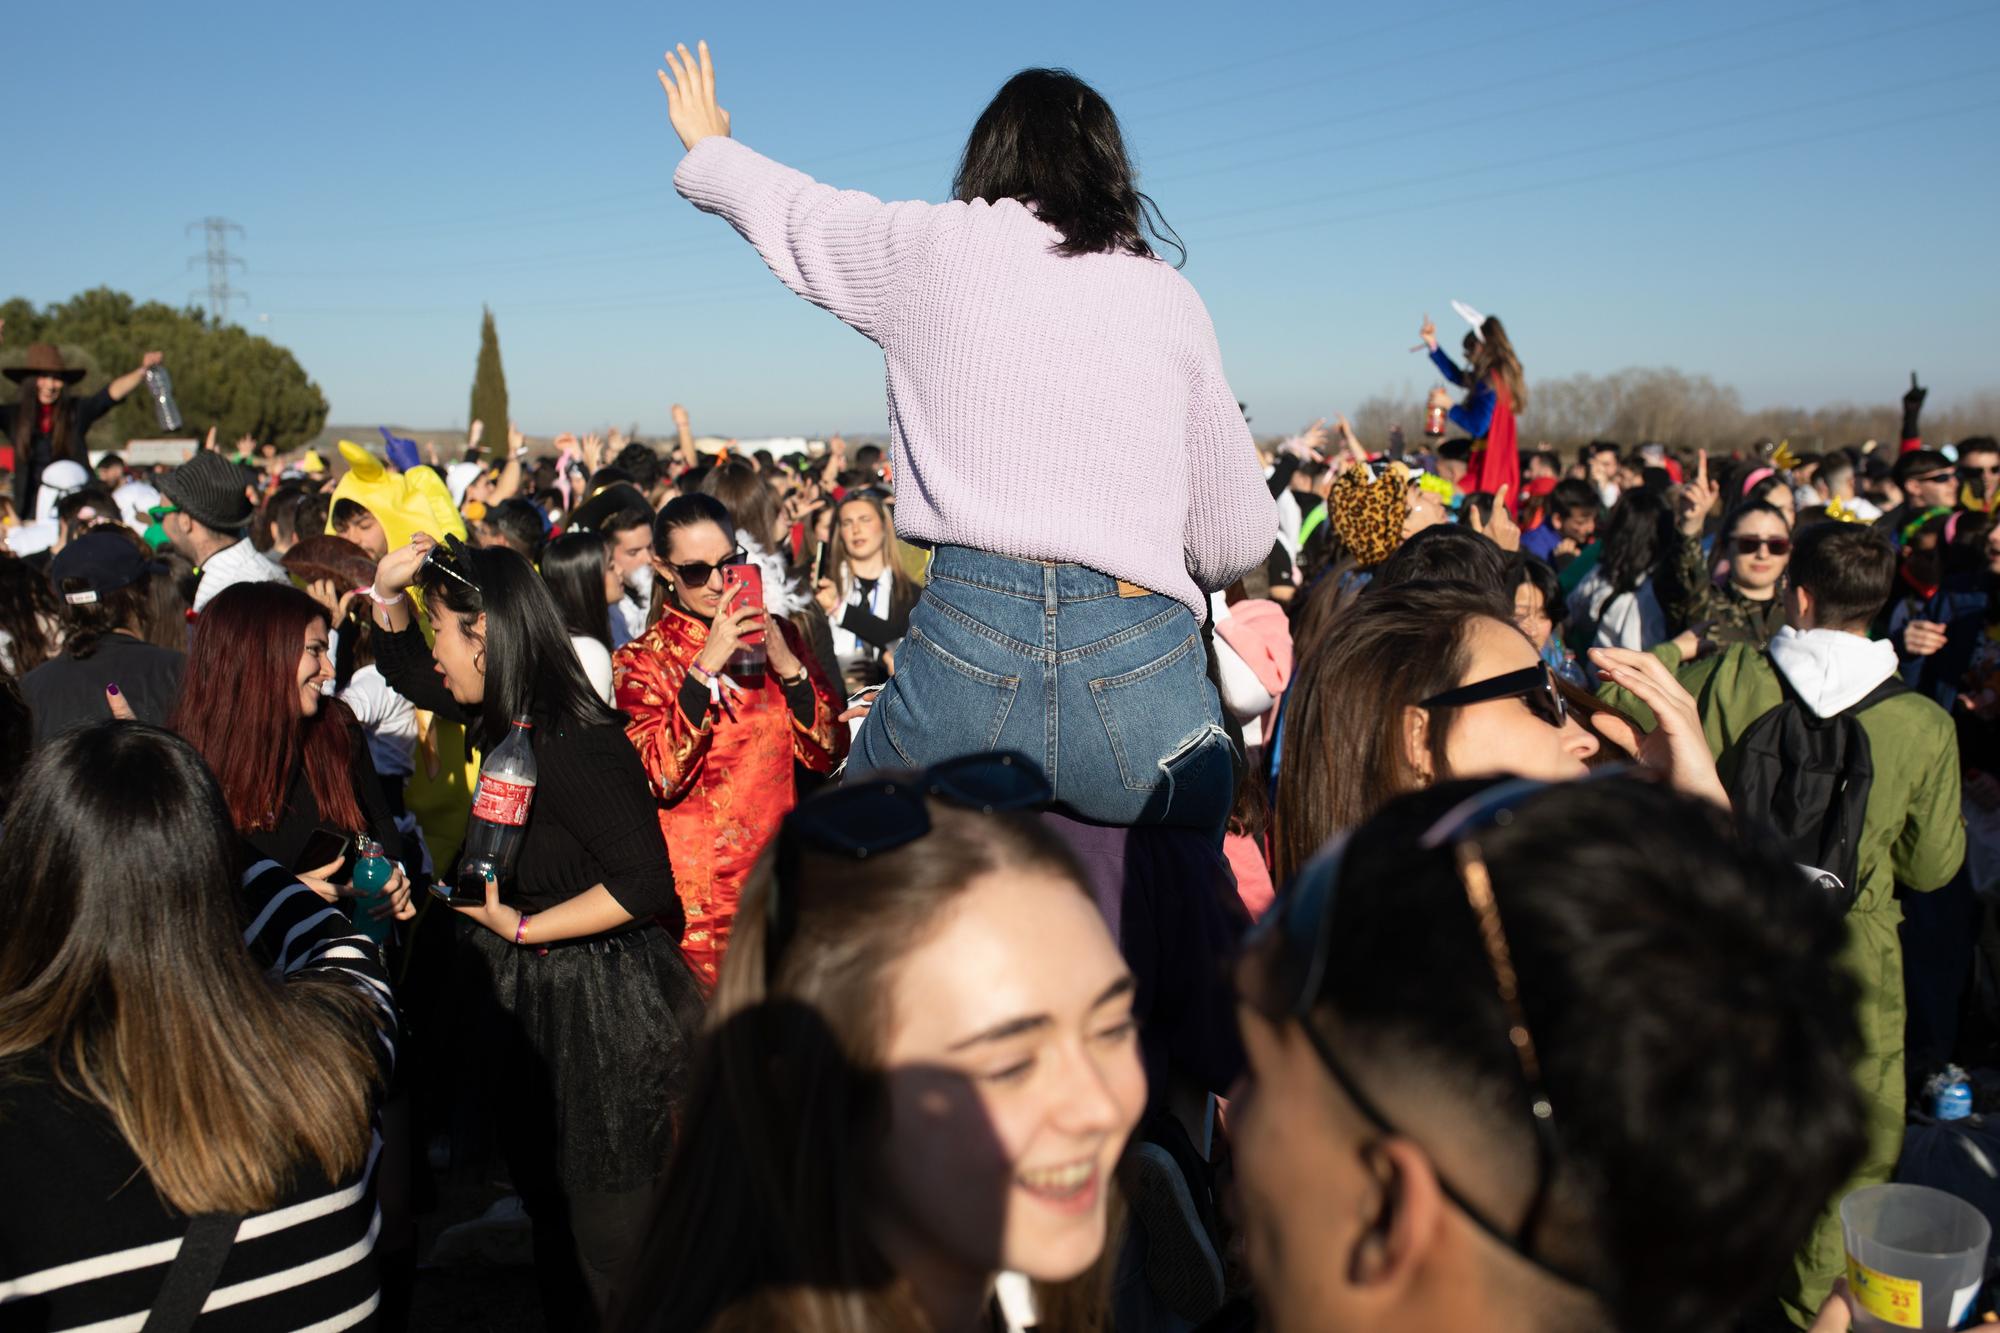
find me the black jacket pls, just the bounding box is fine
[2,387,118,518]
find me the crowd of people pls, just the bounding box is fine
[0,38,1992,1333]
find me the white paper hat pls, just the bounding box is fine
[1451,300,1487,340]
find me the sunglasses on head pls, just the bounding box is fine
[1420,663,1567,729]
[1249,772,1628,1298]
[766,752,1052,983]
[1732,534,1791,557]
[666,547,749,587]
[422,533,483,596]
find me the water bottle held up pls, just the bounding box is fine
[142,365,183,433]
[445,717,537,906]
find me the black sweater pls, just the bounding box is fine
[373,620,682,929]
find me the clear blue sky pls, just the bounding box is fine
[10,0,1998,436]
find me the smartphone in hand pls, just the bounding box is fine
[725,562,766,645]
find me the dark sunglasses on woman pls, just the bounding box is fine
[1419,663,1568,730]
[667,547,749,588]
[1732,534,1791,557]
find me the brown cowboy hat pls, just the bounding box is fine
[3,343,87,384]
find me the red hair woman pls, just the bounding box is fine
[169,582,415,928]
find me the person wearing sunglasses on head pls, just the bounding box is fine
[613,493,846,988]
[1272,579,1724,884]
[616,753,1144,1333]
[368,532,706,1328]
[1229,775,1869,1333]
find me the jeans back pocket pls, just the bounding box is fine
[1088,633,1217,792]
[880,626,1022,768]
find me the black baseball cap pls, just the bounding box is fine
[48,529,164,605]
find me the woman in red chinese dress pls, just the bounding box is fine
[614,493,846,985]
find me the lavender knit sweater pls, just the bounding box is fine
[674,137,1277,622]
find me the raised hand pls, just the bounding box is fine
[672,403,691,433]
[1676,449,1720,536]
[141,350,164,370]
[1420,313,1438,351]
[203,425,218,452]
[1472,483,1521,552]
[467,419,485,451]
[657,40,732,152]
[1587,647,1729,808]
[507,420,525,457]
[581,433,605,473]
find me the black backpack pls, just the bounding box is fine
[1726,666,1907,913]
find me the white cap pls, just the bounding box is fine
[1451,300,1487,340]
[35,459,90,522]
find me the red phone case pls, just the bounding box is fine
[725,563,766,644]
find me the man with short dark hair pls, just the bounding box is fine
[475,496,550,562]
[1954,435,2000,514]
[1601,521,1962,1321]
[330,497,389,561]
[1880,449,1957,540]
[1519,479,1598,568]
[1231,777,1868,1333]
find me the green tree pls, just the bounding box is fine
[467,306,508,456]
[0,287,327,451]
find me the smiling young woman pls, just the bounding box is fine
[616,766,1144,1333]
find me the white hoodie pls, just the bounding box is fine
[1766,625,1899,717]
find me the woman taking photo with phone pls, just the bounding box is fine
[614,493,846,987]
[616,757,1143,1333]
[369,533,705,1328]
[655,44,1274,834]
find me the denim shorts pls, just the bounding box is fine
[850,546,1233,835]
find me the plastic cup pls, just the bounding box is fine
[1841,1183,1988,1330]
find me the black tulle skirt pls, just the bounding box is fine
[460,922,706,1197]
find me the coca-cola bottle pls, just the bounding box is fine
[444,717,536,905]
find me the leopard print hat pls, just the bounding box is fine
[1329,462,1412,569]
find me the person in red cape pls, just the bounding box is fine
[613,493,846,986]
[1421,310,1526,517]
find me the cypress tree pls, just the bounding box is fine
[467,306,508,456]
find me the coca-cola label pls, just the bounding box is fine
[471,775,534,826]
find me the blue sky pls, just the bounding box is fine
[9,0,1998,436]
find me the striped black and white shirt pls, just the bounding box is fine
[0,860,398,1331]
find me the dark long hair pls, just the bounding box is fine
[170,582,366,835]
[416,542,620,745]
[0,557,63,674]
[651,493,737,626]
[541,530,613,649]
[9,381,77,482]
[953,67,1184,267]
[0,723,382,1214]
[1273,580,1513,883]
[616,802,1113,1333]
[1597,488,1677,601]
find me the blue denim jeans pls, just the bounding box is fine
[850,546,1233,835]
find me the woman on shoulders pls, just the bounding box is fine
[1420,309,1526,515]
[657,44,1274,833]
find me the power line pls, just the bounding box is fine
[187,217,248,323]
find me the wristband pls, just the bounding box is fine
[515,912,531,946]
[689,662,722,703]
[367,585,405,608]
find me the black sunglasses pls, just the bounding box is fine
[1250,773,1620,1296]
[766,752,1053,982]
[422,533,482,596]
[1912,469,1957,486]
[1732,534,1792,557]
[1961,465,2000,479]
[667,546,748,588]
[1420,663,1567,729]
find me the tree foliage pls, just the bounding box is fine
[0,288,328,451]
[468,306,508,454]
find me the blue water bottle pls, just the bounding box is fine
[1931,1066,1973,1121]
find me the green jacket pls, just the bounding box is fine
[1601,639,1965,1323]
[1667,533,1787,649]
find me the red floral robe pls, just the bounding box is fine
[613,606,846,985]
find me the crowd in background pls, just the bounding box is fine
[0,41,1993,1333]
